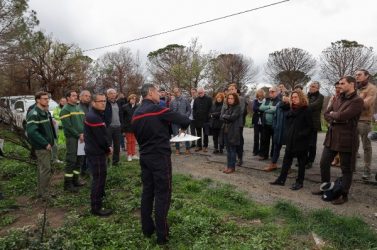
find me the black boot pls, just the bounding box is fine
[64,177,79,193]
[91,207,113,217]
[73,174,86,187]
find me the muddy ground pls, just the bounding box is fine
[172,128,377,230]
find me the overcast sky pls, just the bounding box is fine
[28,0,377,83]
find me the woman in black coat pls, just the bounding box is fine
[252,89,265,156]
[220,93,241,174]
[209,92,225,154]
[122,94,139,161]
[270,90,313,190]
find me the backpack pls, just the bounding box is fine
[321,177,343,202]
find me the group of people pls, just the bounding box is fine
[252,69,376,206]
[21,68,377,245]
[25,88,141,216]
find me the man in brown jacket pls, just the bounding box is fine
[313,76,363,205]
[355,69,377,180]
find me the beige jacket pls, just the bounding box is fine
[358,82,377,122]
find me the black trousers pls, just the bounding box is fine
[260,125,274,158]
[140,154,172,241]
[277,150,307,184]
[319,147,353,194]
[236,127,244,160]
[87,155,107,210]
[307,130,318,163]
[107,126,121,164]
[212,128,223,150]
[196,126,209,148]
[190,120,196,146]
[253,124,263,155]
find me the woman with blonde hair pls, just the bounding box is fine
[122,94,139,161]
[270,90,313,190]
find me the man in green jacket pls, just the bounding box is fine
[26,91,56,199]
[60,90,85,192]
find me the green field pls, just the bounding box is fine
[1,128,377,249]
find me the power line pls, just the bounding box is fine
[83,0,290,52]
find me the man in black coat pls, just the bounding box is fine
[192,87,212,152]
[84,93,113,216]
[132,84,190,245]
[306,81,324,169]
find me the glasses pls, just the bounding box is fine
[94,100,106,103]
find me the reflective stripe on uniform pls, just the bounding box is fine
[60,112,85,119]
[27,119,50,124]
[65,173,74,177]
[73,170,80,175]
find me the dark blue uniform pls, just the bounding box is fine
[132,99,190,243]
[84,108,111,212]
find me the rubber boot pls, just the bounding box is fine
[64,177,79,193]
[73,174,86,187]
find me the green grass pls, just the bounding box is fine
[1,129,377,249]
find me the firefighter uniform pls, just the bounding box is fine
[60,103,85,191]
[84,107,112,215]
[132,99,190,244]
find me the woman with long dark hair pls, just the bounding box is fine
[210,92,225,154]
[220,93,241,174]
[252,89,265,156]
[270,90,313,190]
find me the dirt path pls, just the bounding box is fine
[172,128,377,230]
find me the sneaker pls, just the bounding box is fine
[185,149,191,155]
[175,149,180,155]
[203,147,208,152]
[132,155,140,160]
[127,155,132,162]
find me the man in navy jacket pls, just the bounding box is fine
[84,93,113,216]
[132,84,190,245]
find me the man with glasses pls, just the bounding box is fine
[60,90,86,193]
[84,93,113,216]
[26,92,56,200]
[355,69,377,180]
[305,81,324,169]
[259,86,280,162]
[193,87,212,152]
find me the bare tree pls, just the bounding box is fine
[93,47,144,94]
[207,53,257,94]
[265,47,316,90]
[147,38,209,92]
[320,40,377,85]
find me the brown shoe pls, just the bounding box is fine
[331,195,348,205]
[223,168,229,173]
[195,147,202,152]
[226,168,235,174]
[264,163,277,172]
[203,147,208,152]
[185,149,191,155]
[175,149,180,155]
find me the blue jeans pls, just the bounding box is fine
[271,143,282,164]
[172,124,190,150]
[224,135,237,168]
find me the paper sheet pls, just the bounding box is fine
[170,133,200,142]
[77,140,85,155]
